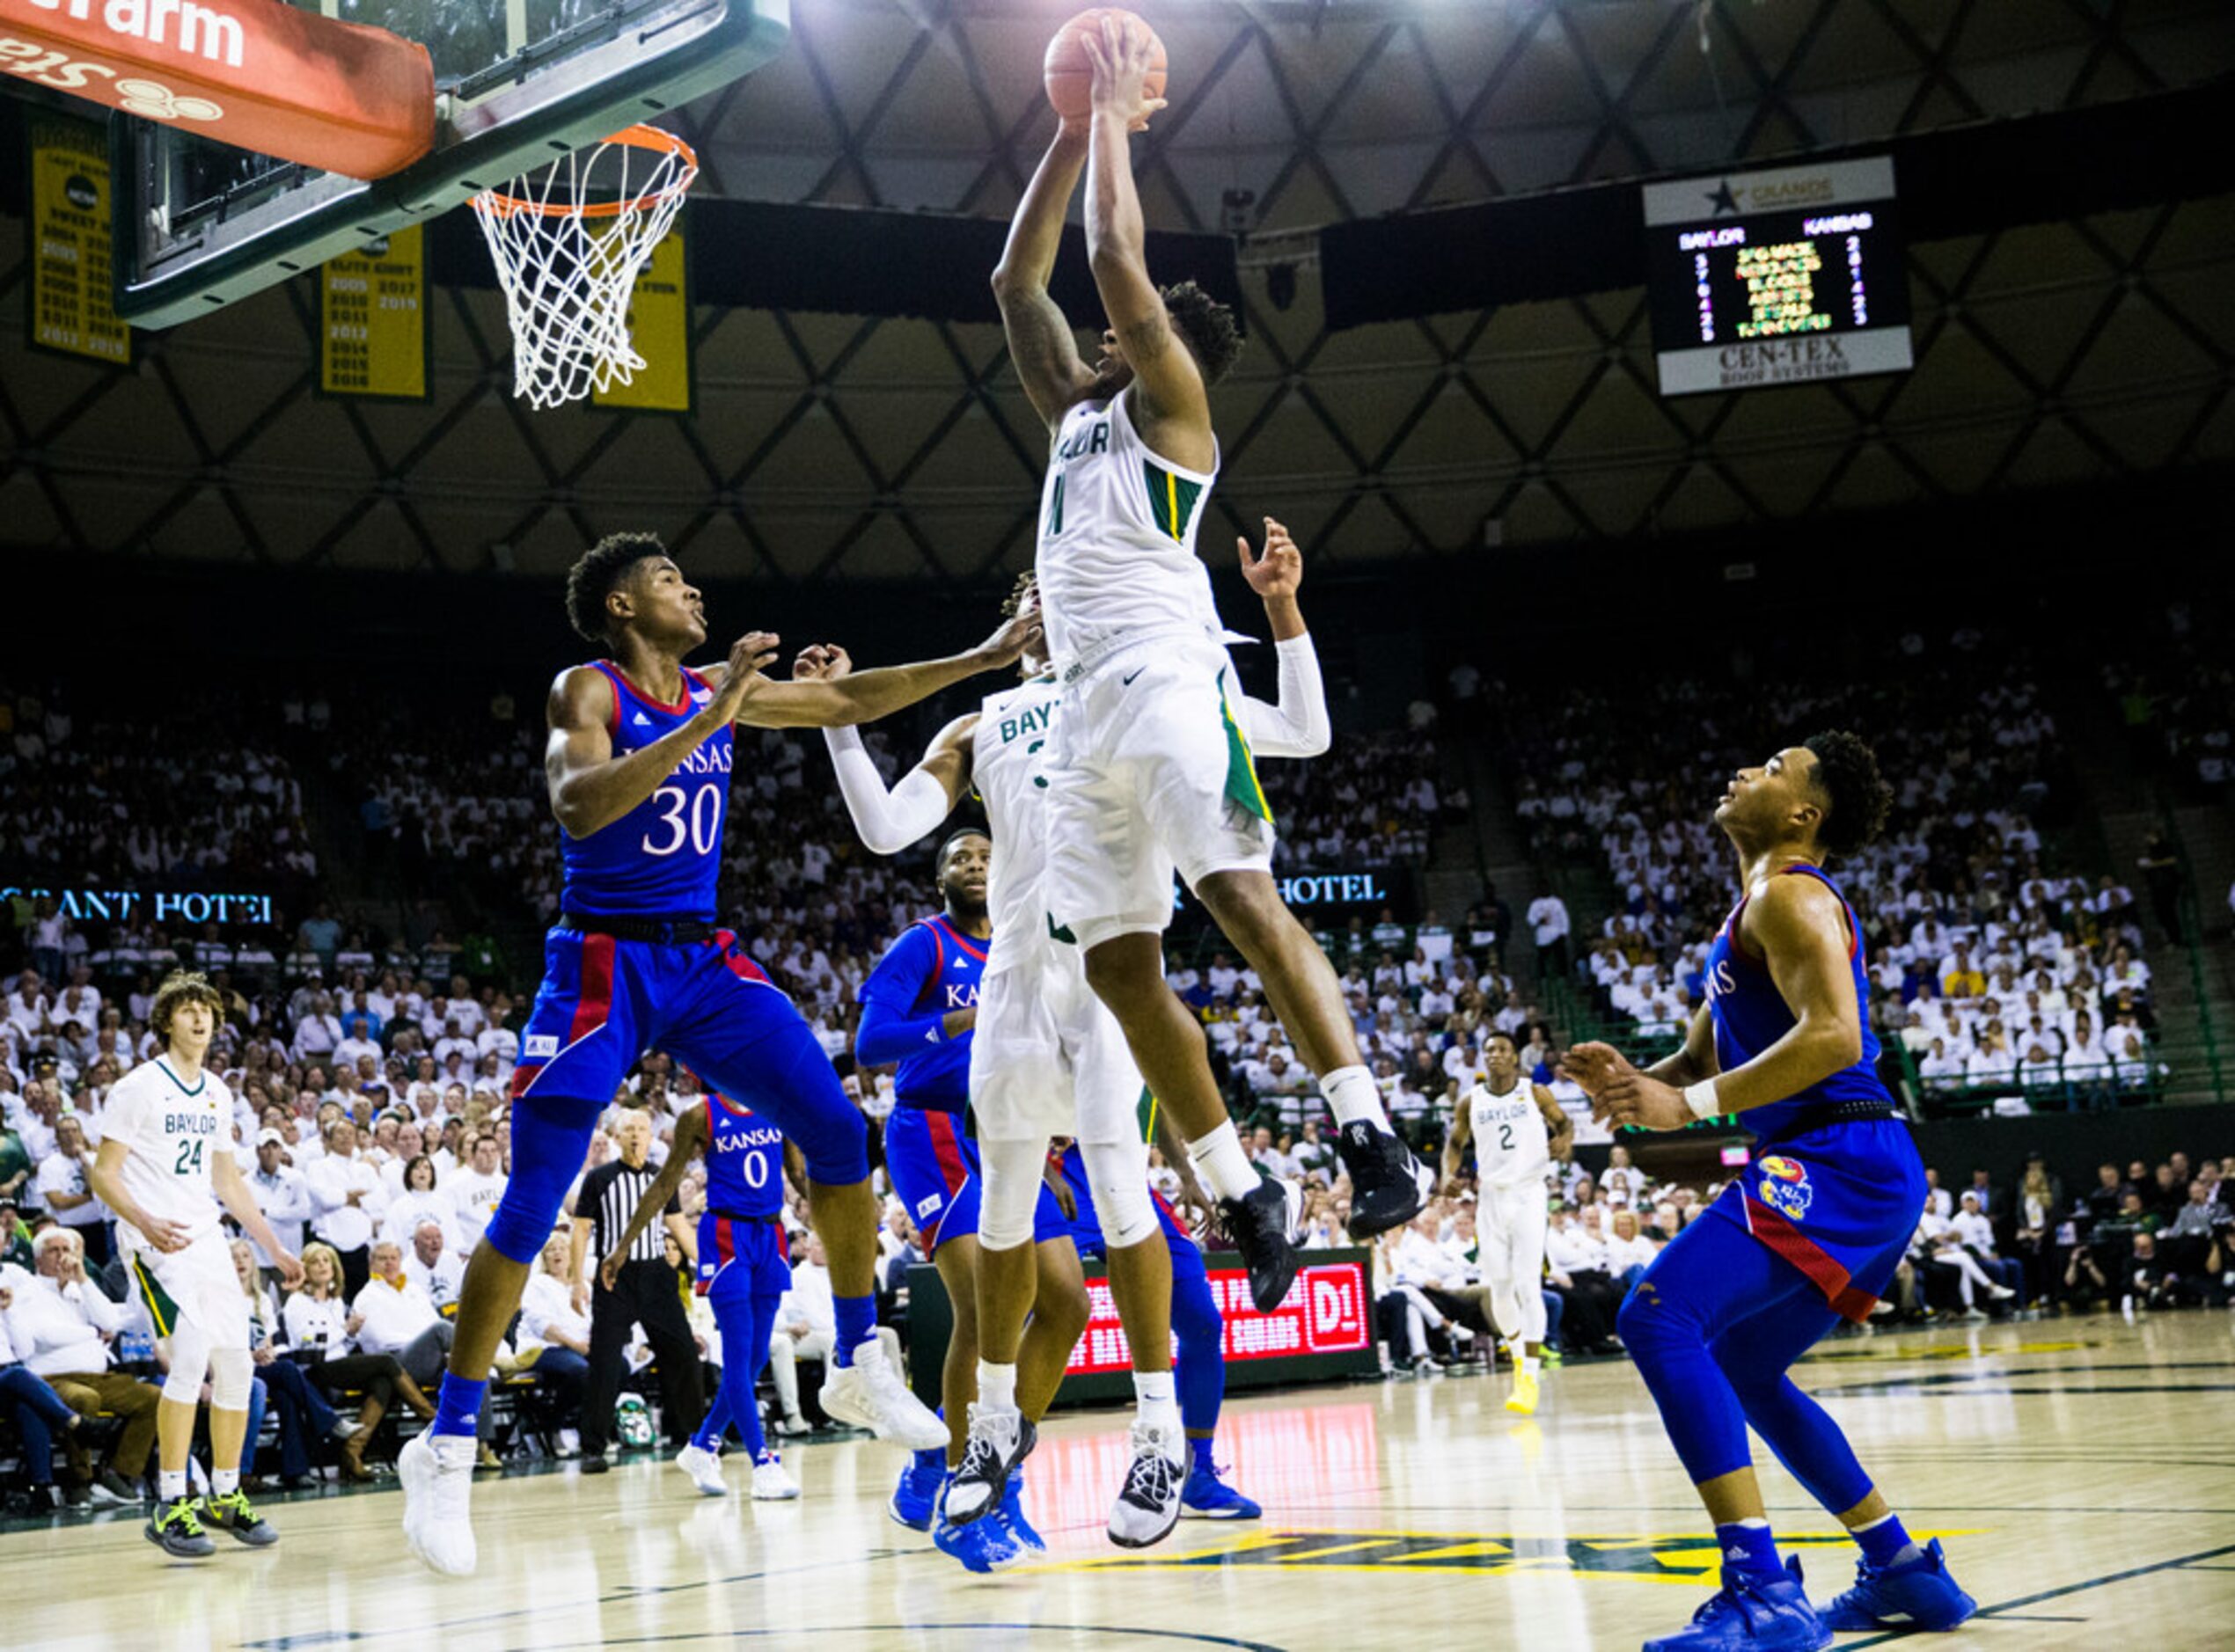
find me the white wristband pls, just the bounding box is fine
[1682,1079,1723,1121]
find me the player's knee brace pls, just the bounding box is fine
[207,1344,253,1412]
[974,1137,1048,1252]
[1081,1139,1158,1251]
[162,1317,214,1407]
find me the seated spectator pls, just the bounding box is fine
[512,1232,591,1452]
[401,1218,465,1313]
[282,1241,435,1480]
[0,1276,87,1509]
[228,1239,350,1491]
[3,1226,153,1503]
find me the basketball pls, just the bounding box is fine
[1044,8,1169,124]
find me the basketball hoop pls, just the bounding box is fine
[472,125,699,410]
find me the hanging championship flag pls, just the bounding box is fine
[320,227,429,400]
[26,113,130,366]
[594,223,692,413]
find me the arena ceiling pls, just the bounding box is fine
[0,0,2231,580]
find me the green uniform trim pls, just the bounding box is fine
[131,1253,180,1339]
[1218,669,1273,822]
[1047,913,1077,945]
[1142,460,1204,544]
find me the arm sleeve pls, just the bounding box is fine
[824,727,956,855]
[854,927,950,1067]
[1237,634,1330,760]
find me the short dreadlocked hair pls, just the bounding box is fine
[1000,570,1038,620]
[1161,281,1244,387]
[566,532,668,644]
[1802,730,1893,859]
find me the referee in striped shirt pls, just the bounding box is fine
[569,1109,702,1471]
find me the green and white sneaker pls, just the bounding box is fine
[146,1495,217,1558]
[201,1489,279,1547]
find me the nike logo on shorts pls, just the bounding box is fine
[1122,668,1146,686]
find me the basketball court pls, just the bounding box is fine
[7,1312,2230,1649]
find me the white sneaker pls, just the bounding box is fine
[556,1429,581,1459]
[817,1342,949,1451]
[399,1432,478,1576]
[773,1414,813,1437]
[1988,1283,2015,1301]
[675,1443,727,1496]
[751,1451,800,1501]
[1107,1418,1185,1549]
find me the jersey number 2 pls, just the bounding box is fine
[174,1138,205,1175]
[1498,1123,1514,1152]
[644,786,720,858]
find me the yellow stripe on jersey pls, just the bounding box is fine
[1217,669,1273,823]
[132,1254,178,1339]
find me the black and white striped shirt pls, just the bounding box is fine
[578,1160,678,1264]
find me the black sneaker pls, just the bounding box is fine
[944,1406,1035,1529]
[1336,1121,1428,1239]
[201,1489,279,1547]
[145,1495,216,1558]
[581,1453,612,1475]
[89,1469,143,1508]
[1219,1178,1302,1312]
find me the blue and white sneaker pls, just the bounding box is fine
[888,1450,946,1532]
[1820,1539,1976,1633]
[1180,1456,1262,1519]
[1001,1468,1044,1553]
[933,1508,1031,1574]
[1643,1557,1830,1652]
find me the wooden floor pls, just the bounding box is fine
[9,1311,2234,1651]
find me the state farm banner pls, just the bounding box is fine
[0,0,435,179]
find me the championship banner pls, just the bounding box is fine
[319,226,427,400]
[593,223,692,413]
[25,112,129,365]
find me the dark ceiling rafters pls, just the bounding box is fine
[0,0,2228,575]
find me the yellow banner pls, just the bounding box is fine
[320,227,428,400]
[595,226,692,413]
[27,115,129,367]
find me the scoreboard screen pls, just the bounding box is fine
[1644,157,1913,398]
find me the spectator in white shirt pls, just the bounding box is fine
[382,1155,455,1250]
[306,1118,388,1297]
[1603,1209,1659,1288]
[3,1232,155,1500]
[33,1114,110,1265]
[401,1219,465,1313]
[245,1129,313,1277]
[1528,887,1572,976]
[443,1132,509,1254]
[351,1239,457,1396]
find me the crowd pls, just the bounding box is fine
[1491,653,2172,1114]
[2103,605,2235,804]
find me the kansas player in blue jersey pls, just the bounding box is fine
[1052,1115,1261,1521]
[1563,734,1975,1652]
[595,1090,806,1501]
[399,531,1040,1575]
[859,830,1088,1573]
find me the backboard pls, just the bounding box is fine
[114,0,788,327]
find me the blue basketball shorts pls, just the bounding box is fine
[883,1102,1067,1254]
[1711,1116,1927,1322]
[696,1209,792,1300]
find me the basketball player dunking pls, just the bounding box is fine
[988,11,1424,1335]
[398,532,1036,1575]
[1441,1028,1572,1416]
[806,519,1325,1548]
[597,1091,805,1502]
[1562,735,1975,1650]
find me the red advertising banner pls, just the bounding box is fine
[0,0,434,179]
[1065,1260,1372,1377]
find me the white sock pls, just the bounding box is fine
[1322,1064,1392,1130]
[431,1433,479,1468]
[1132,1370,1181,1443]
[977,1360,1018,1414]
[1188,1121,1261,1202]
[1521,1355,1540,1377]
[211,1468,238,1498]
[158,1469,187,1503]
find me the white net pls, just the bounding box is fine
[471,126,698,411]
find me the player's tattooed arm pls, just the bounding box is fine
[600,1105,707,1291]
[708,610,1041,731]
[1440,1093,1472,1194]
[993,127,1099,430]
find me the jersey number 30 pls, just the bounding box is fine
[644,785,721,858]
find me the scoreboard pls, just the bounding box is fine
[1644,157,1913,398]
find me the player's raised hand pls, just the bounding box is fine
[975,604,1045,669]
[792,644,854,683]
[1557,1041,1630,1098]
[1240,517,1303,599]
[1083,13,1168,132]
[709,631,781,719]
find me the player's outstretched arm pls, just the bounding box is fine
[802,647,977,853]
[599,1107,706,1290]
[993,127,1100,430]
[1234,517,1330,759]
[715,609,1043,731]
[1081,18,1209,449]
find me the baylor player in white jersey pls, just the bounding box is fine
[88,972,304,1557]
[1442,1029,1573,1416]
[810,521,1330,1547]
[988,13,1425,1327]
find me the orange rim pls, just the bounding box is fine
[478,125,699,221]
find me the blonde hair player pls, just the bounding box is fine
[1441,1028,1572,1415]
[88,970,304,1557]
[808,517,1328,1549]
[993,7,1427,1395]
